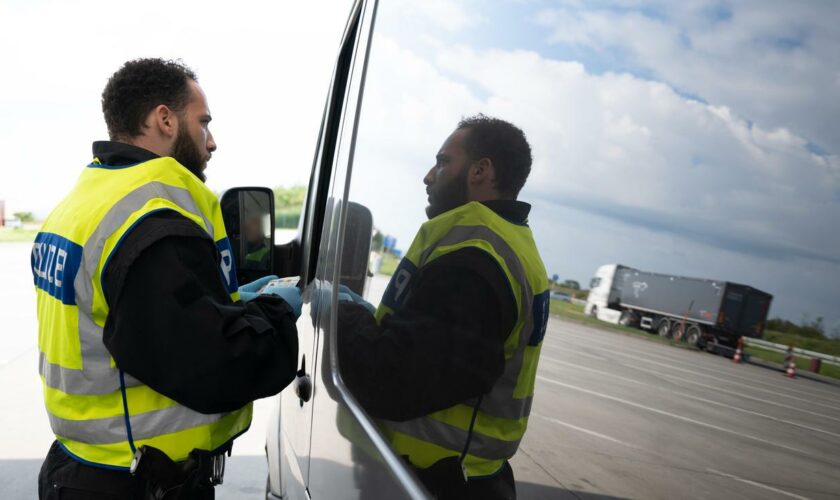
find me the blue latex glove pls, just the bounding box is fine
[338,285,376,315]
[307,283,355,319]
[238,275,278,303]
[262,282,303,319]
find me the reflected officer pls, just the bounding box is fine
[33,58,300,499]
[338,115,550,499]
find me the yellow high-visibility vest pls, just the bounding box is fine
[375,201,550,478]
[32,155,250,469]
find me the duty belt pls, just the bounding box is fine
[130,444,231,499]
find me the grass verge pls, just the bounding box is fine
[549,299,692,350]
[763,330,840,356]
[745,345,840,379]
[377,252,400,276]
[0,227,38,243]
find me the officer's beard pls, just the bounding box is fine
[425,167,469,219]
[171,127,207,182]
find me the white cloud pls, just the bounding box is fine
[382,0,482,33]
[349,24,839,326]
[535,1,840,153]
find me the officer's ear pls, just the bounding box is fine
[150,104,178,139]
[468,157,495,186]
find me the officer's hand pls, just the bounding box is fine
[262,283,303,319]
[238,275,278,303]
[307,283,354,323]
[337,285,375,315]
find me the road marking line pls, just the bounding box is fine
[540,345,608,361]
[706,468,811,500]
[562,352,840,424]
[552,339,840,404]
[551,337,840,412]
[535,375,827,461]
[541,356,840,440]
[531,412,642,450]
[549,327,840,403]
[533,405,824,499]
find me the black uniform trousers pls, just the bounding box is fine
[39,441,147,500]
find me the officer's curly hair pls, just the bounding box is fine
[457,114,533,198]
[101,58,197,140]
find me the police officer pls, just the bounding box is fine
[338,115,550,499]
[33,58,300,499]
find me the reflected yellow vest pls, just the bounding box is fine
[375,201,550,478]
[32,156,251,469]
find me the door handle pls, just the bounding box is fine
[294,355,312,406]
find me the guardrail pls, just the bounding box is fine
[743,337,840,367]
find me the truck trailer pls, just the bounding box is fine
[585,264,773,350]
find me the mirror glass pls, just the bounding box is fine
[239,191,272,271]
[221,188,274,283]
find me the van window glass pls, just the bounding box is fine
[334,1,838,498]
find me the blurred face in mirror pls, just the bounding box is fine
[243,216,265,245]
[423,128,471,219]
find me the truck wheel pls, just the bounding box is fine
[618,311,633,326]
[705,336,718,353]
[589,306,598,318]
[685,324,702,348]
[657,319,671,338]
[672,322,685,341]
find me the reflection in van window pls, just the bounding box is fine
[332,1,840,499]
[337,114,549,498]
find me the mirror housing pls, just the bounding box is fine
[340,202,373,296]
[220,187,275,286]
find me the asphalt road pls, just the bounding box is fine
[3,242,839,499]
[512,316,840,499]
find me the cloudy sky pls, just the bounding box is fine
[350,0,840,334]
[2,0,838,333]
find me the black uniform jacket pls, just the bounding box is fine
[95,141,298,414]
[338,200,528,422]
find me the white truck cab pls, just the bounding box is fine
[584,264,627,324]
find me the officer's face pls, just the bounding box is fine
[424,128,472,219]
[171,80,217,182]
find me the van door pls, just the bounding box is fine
[273,2,370,497]
[276,0,428,498]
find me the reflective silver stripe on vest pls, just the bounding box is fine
[39,352,142,395]
[41,182,213,396]
[384,416,520,460]
[420,226,536,422]
[49,405,230,445]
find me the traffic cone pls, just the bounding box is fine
[733,337,743,364]
[786,361,796,378]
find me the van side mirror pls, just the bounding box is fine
[220,187,275,285]
[340,202,373,295]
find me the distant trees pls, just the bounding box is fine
[767,316,826,339]
[13,211,34,223]
[549,275,580,290]
[274,186,306,209]
[548,276,588,300]
[562,279,580,290]
[273,186,306,229]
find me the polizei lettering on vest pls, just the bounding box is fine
[31,233,82,305]
[215,237,239,293]
[381,258,418,311]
